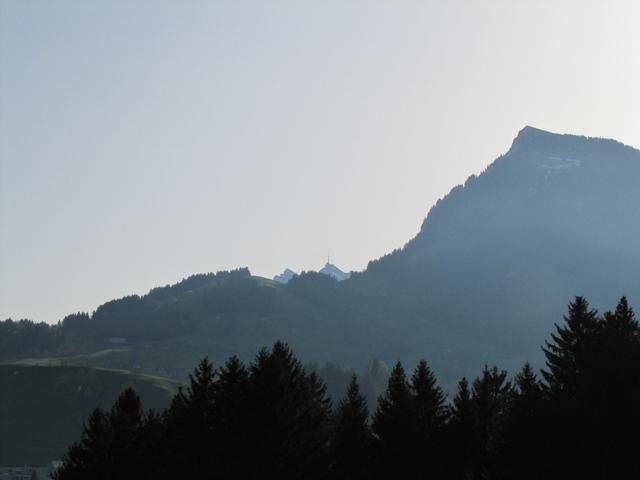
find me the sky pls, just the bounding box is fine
[1,0,639,323]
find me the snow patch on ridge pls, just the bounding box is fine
[540,156,582,170]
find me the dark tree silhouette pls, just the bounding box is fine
[53,408,112,480]
[211,355,250,477]
[470,366,512,480]
[54,388,148,480]
[331,375,372,480]
[542,296,600,394]
[107,388,145,477]
[371,361,414,477]
[411,359,448,478]
[598,297,640,478]
[542,296,640,479]
[502,363,548,480]
[245,341,332,480]
[447,377,474,480]
[163,357,216,477]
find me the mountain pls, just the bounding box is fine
[274,264,351,284]
[274,268,297,284]
[319,262,351,281]
[350,125,640,359]
[0,364,179,465]
[4,126,639,389]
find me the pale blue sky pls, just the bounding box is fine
[1,0,639,323]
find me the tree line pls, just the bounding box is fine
[0,269,256,360]
[54,296,640,480]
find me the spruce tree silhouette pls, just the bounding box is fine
[447,377,473,480]
[53,408,113,480]
[470,366,512,480]
[542,297,603,480]
[331,375,372,480]
[598,297,640,478]
[371,361,414,477]
[163,357,216,477]
[245,341,331,480]
[212,355,250,477]
[502,363,548,480]
[108,388,145,478]
[410,359,448,478]
[542,296,600,394]
[136,409,164,478]
[603,296,638,341]
[54,388,148,480]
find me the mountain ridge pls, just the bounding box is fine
[350,127,640,355]
[358,125,639,273]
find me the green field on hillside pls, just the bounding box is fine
[0,364,180,466]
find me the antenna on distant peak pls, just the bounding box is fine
[327,249,331,265]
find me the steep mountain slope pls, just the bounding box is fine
[351,126,640,356]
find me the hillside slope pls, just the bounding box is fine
[0,364,179,465]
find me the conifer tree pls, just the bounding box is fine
[542,296,600,394]
[245,341,332,480]
[542,297,610,480]
[109,387,143,444]
[213,355,248,428]
[53,408,113,480]
[55,389,151,480]
[502,363,548,480]
[108,388,145,477]
[331,375,372,480]
[447,378,473,480]
[187,356,216,419]
[411,359,447,477]
[598,297,640,478]
[212,355,250,477]
[470,366,512,480]
[603,296,638,346]
[163,357,216,477]
[411,359,447,434]
[136,410,165,479]
[371,361,414,477]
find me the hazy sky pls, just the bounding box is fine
[1,1,638,323]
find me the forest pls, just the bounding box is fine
[53,296,640,480]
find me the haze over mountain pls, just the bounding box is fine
[3,127,639,384]
[274,263,351,284]
[319,262,351,282]
[4,2,640,474]
[350,125,640,359]
[273,262,351,284]
[274,268,297,284]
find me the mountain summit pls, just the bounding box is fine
[319,262,351,282]
[273,263,351,284]
[274,268,297,284]
[353,126,640,365]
